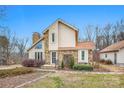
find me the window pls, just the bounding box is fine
[38,52,39,60]
[52,33,55,43]
[35,42,42,49]
[52,52,56,64]
[81,51,85,60]
[35,52,42,60]
[105,54,107,58]
[40,52,42,60]
[35,52,37,60]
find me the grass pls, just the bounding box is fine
[99,63,124,72]
[26,72,124,88]
[30,76,63,88]
[0,67,34,78]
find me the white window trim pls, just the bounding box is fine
[81,50,85,61]
[50,51,57,64]
[51,33,55,43]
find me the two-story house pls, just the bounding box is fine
[27,19,95,66]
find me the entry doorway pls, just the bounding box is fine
[52,52,56,64]
[63,54,73,67]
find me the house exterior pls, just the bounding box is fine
[28,19,95,66]
[100,40,124,65]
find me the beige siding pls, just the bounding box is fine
[49,22,58,50]
[78,50,88,63]
[58,22,76,47]
[117,48,124,64]
[28,40,45,60]
[100,52,115,64]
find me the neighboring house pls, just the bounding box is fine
[100,40,124,65]
[28,19,95,65]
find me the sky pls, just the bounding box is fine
[1,5,124,45]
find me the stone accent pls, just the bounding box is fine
[88,50,93,63]
[57,50,78,66]
[44,31,50,64]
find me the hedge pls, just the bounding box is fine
[73,64,93,71]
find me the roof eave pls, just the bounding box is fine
[27,37,44,52]
[42,19,79,34]
[100,50,119,53]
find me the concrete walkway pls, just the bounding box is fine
[0,64,22,70]
[15,72,51,88]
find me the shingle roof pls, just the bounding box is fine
[58,41,95,50]
[76,41,95,49]
[100,40,124,53]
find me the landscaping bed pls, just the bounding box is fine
[0,67,34,78]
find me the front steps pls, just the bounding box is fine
[40,64,56,70]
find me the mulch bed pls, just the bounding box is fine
[0,72,47,88]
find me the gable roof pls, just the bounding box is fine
[42,18,79,34]
[27,19,79,51]
[27,36,44,51]
[100,40,124,53]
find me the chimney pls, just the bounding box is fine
[32,32,40,44]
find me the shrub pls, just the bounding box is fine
[0,67,34,78]
[73,64,93,71]
[22,59,45,67]
[99,59,105,64]
[99,59,113,65]
[61,60,64,69]
[105,60,113,65]
[35,60,45,67]
[22,59,34,67]
[69,56,75,69]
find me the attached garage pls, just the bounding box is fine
[100,40,124,65]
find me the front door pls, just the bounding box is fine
[52,52,56,64]
[63,54,72,67]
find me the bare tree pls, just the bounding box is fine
[16,38,28,60]
[0,27,17,65]
[95,26,103,50]
[5,29,18,64]
[84,25,95,42]
[0,6,7,64]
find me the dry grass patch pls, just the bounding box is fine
[0,67,34,78]
[26,71,124,88]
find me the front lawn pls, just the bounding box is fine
[25,71,124,88]
[0,67,34,78]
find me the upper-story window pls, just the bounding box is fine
[52,33,55,43]
[35,42,42,49]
